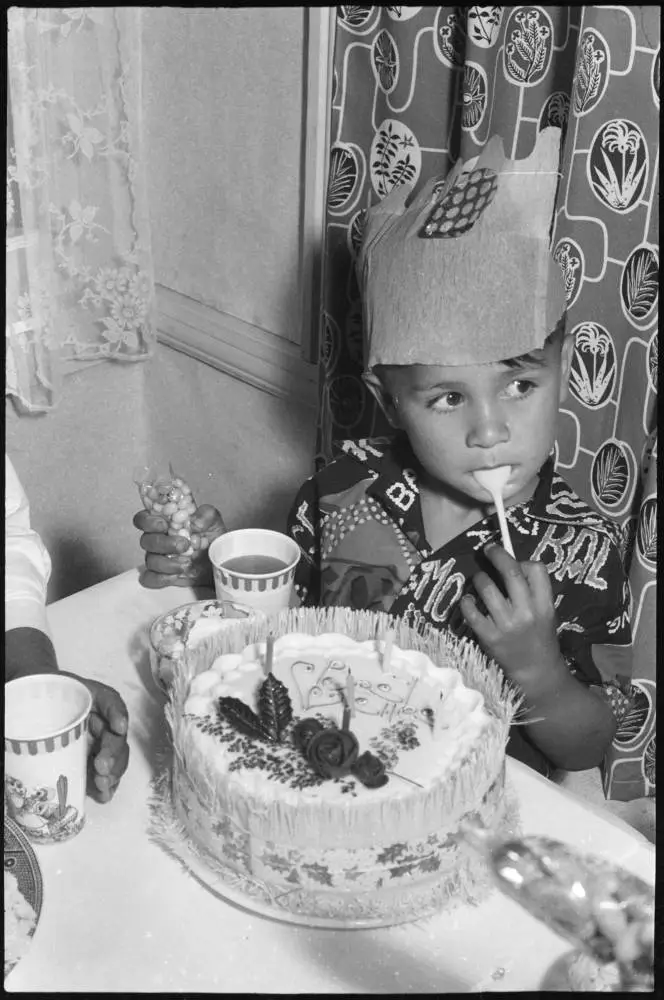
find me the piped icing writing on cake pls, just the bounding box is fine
[183,634,489,800]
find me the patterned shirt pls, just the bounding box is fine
[287,435,633,776]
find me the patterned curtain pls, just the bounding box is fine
[318,6,658,801]
[6,6,156,414]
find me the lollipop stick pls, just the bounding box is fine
[492,491,515,557]
[473,467,515,558]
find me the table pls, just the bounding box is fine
[6,569,655,993]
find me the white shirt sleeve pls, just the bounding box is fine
[5,454,52,636]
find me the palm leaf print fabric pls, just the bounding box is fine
[317,6,658,801]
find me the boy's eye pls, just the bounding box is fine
[430,391,464,412]
[504,379,537,399]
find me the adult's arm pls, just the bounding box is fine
[5,454,58,680]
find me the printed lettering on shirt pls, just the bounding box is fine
[557,619,585,635]
[558,529,610,591]
[413,558,466,623]
[531,524,578,573]
[467,526,495,549]
[339,438,387,462]
[385,480,417,511]
[545,477,621,546]
[296,500,314,536]
[510,511,540,538]
[402,468,418,491]
[607,608,630,635]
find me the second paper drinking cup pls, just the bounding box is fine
[208,529,301,618]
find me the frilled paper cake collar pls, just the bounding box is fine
[358,127,568,371]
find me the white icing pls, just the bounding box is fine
[210,682,231,702]
[189,670,220,697]
[211,653,243,676]
[188,616,230,645]
[184,635,490,803]
[184,694,213,716]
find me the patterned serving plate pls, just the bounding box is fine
[4,816,43,979]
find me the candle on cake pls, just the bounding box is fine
[433,691,448,738]
[381,630,395,672]
[342,671,355,731]
[264,633,275,675]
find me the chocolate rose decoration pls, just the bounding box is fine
[351,751,389,788]
[292,718,325,753]
[305,727,360,779]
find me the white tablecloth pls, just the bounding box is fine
[6,569,655,993]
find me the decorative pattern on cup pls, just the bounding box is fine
[213,566,297,592]
[4,716,90,756]
[5,773,84,843]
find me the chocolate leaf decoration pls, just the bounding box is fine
[217,696,274,742]
[258,673,293,742]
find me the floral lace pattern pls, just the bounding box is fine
[6,7,155,412]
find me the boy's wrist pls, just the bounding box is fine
[505,650,572,706]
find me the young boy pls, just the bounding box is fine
[134,128,632,780]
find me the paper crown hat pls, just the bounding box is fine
[357,126,567,371]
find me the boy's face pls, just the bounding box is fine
[368,333,574,508]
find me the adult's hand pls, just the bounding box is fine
[5,632,130,802]
[62,673,130,802]
[133,504,226,589]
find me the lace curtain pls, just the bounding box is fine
[317,6,658,801]
[6,6,156,414]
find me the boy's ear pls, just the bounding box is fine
[558,332,575,403]
[362,370,401,428]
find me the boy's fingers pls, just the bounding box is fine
[472,570,511,625]
[140,532,190,556]
[483,543,531,606]
[190,504,225,535]
[140,569,197,589]
[460,594,498,644]
[145,552,194,575]
[520,560,554,611]
[133,510,168,533]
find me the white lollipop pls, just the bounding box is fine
[473,466,515,557]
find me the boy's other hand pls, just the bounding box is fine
[133,504,225,589]
[460,543,566,697]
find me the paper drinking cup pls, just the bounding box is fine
[208,529,301,618]
[4,675,93,844]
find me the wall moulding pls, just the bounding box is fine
[155,7,335,411]
[156,284,319,408]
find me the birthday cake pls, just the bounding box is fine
[165,608,520,926]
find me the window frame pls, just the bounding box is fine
[155,7,336,410]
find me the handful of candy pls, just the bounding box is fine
[134,464,199,557]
